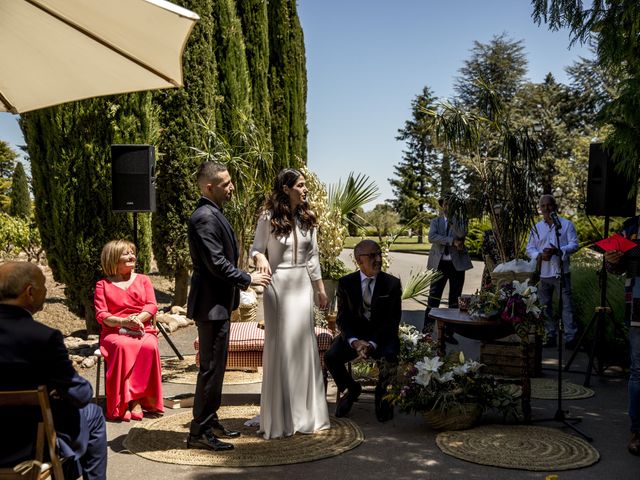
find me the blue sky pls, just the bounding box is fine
[0,0,591,209]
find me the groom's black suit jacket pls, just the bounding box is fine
[187,196,251,322]
[336,270,402,355]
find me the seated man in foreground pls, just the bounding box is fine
[324,240,402,422]
[0,261,107,480]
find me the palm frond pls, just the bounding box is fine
[402,269,443,302]
[327,172,379,220]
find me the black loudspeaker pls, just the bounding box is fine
[586,142,636,217]
[111,144,156,212]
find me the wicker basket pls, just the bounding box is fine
[231,302,258,322]
[422,403,482,431]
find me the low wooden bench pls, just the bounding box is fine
[194,321,334,385]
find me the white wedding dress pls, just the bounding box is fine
[250,211,330,439]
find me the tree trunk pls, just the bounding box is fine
[173,266,190,308]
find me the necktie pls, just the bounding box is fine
[444,220,450,256]
[363,277,374,319]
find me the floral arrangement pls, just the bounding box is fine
[300,166,350,280]
[468,279,546,341]
[385,325,517,416]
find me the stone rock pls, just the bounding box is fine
[81,357,96,368]
[170,305,187,315]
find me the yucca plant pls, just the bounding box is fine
[424,82,540,263]
[401,269,443,306]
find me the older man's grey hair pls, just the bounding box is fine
[538,194,557,208]
[0,262,42,301]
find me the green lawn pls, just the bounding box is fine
[343,236,431,252]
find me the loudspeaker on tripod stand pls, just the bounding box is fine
[111,144,156,212]
[586,142,636,218]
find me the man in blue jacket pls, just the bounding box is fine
[0,261,107,479]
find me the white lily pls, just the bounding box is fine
[416,356,444,373]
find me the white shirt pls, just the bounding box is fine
[526,216,579,278]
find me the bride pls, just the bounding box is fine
[249,168,331,439]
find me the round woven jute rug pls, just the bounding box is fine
[161,356,262,385]
[530,378,595,400]
[501,379,595,400]
[436,425,599,471]
[123,405,364,467]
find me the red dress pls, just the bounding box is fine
[94,274,163,420]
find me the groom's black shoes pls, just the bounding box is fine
[209,421,241,438]
[187,431,234,451]
[335,383,362,417]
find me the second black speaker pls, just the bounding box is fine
[586,142,636,218]
[111,144,156,212]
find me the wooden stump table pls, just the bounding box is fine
[428,308,533,422]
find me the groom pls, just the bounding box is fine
[187,162,271,451]
[324,239,402,422]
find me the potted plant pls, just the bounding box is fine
[385,324,518,430]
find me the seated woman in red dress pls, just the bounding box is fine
[94,239,163,421]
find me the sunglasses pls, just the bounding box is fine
[357,251,382,260]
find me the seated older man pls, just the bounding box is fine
[324,240,402,422]
[0,261,107,480]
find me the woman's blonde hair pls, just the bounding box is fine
[100,240,136,277]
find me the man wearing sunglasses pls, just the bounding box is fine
[324,239,402,422]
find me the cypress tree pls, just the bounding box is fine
[20,93,155,332]
[265,0,307,168]
[285,0,307,164]
[236,0,272,145]
[212,0,252,134]
[153,0,218,307]
[8,162,30,219]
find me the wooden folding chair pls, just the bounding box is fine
[0,386,65,480]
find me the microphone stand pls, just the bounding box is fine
[534,215,592,441]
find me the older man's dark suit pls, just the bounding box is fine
[0,304,106,479]
[324,270,402,413]
[188,196,251,436]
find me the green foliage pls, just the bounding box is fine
[465,217,492,257]
[237,0,272,147]
[363,204,399,240]
[195,114,275,268]
[570,250,628,364]
[8,162,31,218]
[328,172,379,229]
[0,140,18,178]
[401,269,443,306]
[20,94,155,330]
[0,140,18,211]
[532,0,640,192]
[212,0,252,134]
[391,86,443,235]
[153,0,217,305]
[267,0,307,168]
[0,213,43,262]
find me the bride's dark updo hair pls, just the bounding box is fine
[265,168,316,236]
